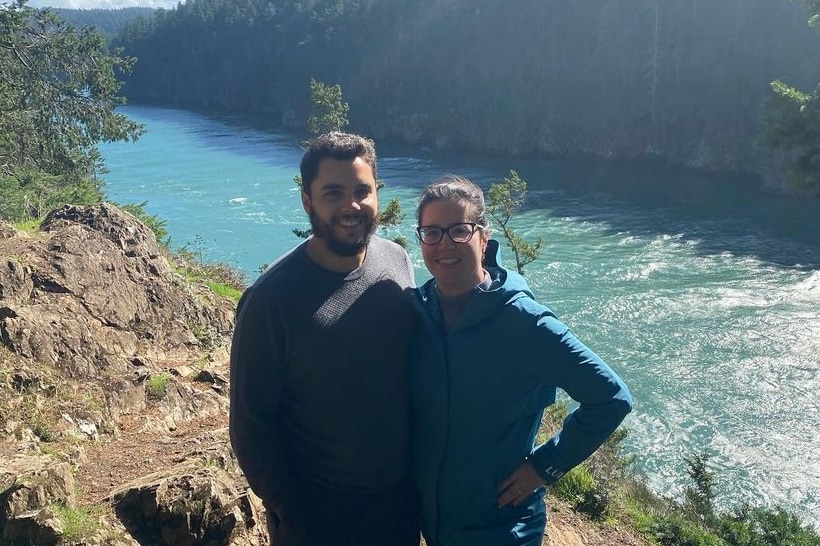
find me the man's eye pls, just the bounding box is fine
[325,189,341,199]
[354,188,371,199]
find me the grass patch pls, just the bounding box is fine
[204,279,243,301]
[174,259,246,303]
[170,233,247,303]
[40,443,66,459]
[146,371,172,399]
[186,316,214,346]
[5,372,107,447]
[32,418,56,442]
[51,503,99,540]
[552,464,597,506]
[12,217,44,234]
[9,389,59,443]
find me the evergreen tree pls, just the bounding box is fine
[766,81,820,196]
[683,452,717,524]
[295,78,405,244]
[487,170,542,275]
[0,0,143,221]
[308,78,349,134]
[765,1,820,196]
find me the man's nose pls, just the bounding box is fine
[337,191,360,210]
[345,195,362,210]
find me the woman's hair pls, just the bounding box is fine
[417,174,487,226]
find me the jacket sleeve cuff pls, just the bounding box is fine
[536,464,567,484]
[527,449,567,484]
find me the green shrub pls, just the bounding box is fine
[0,173,29,221]
[651,515,726,546]
[552,463,618,520]
[718,506,820,546]
[199,262,246,292]
[628,452,820,546]
[0,169,103,222]
[117,201,169,246]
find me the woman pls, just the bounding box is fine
[410,175,633,546]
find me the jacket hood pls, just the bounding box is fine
[415,239,535,330]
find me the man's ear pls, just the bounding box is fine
[301,190,311,215]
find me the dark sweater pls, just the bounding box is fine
[229,237,416,516]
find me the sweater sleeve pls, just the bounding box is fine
[229,287,300,516]
[527,313,633,483]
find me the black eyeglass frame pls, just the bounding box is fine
[415,222,486,245]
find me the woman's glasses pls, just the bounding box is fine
[416,222,485,245]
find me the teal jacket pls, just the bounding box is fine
[410,240,633,546]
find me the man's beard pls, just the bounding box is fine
[309,209,377,257]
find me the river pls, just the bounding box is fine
[100,105,820,527]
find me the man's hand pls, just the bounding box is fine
[497,460,544,508]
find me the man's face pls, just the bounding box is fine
[302,156,379,257]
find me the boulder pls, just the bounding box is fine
[0,457,74,545]
[0,203,235,423]
[111,441,267,546]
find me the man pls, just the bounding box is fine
[229,132,419,546]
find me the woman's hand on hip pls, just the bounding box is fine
[497,460,544,508]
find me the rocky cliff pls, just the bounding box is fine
[0,203,266,545]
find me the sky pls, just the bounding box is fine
[27,0,177,8]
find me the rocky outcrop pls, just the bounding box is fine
[110,432,267,546]
[0,456,76,545]
[0,204,264,545]
[1,203,233,381]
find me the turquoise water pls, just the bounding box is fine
[101,105,820,527]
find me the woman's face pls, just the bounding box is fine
[418,199,489,297]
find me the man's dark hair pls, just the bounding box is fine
[299,132,377,195]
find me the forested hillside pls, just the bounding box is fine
[51,7,156,41]
[113,0,820,189]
